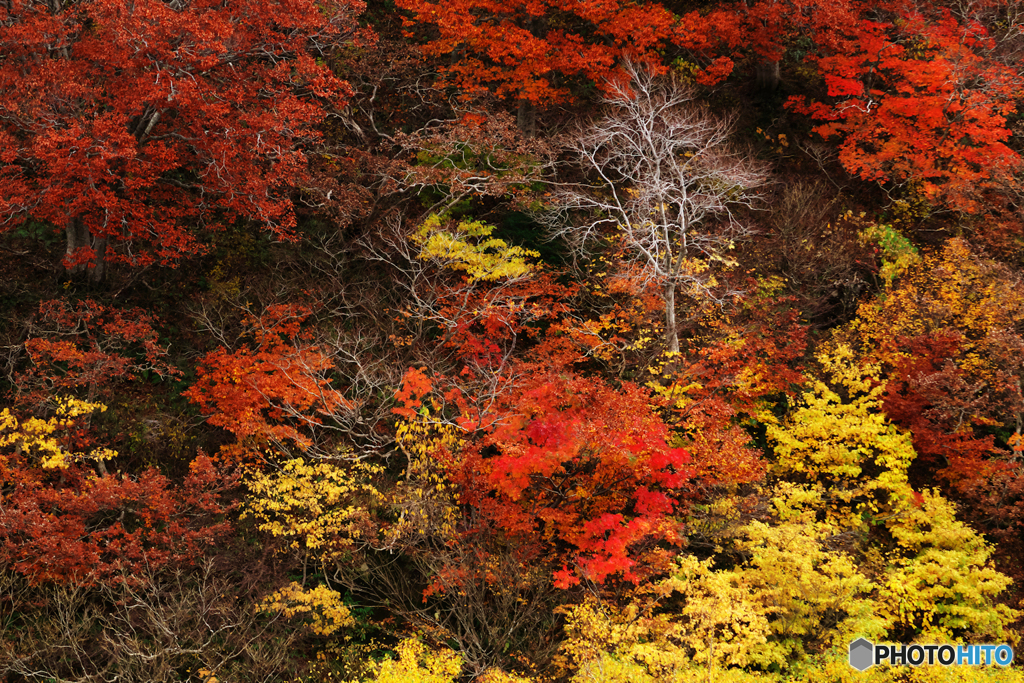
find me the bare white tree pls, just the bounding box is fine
[544,62,769,353]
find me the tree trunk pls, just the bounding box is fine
[517,99,536,138]
[513,12,540,137]
[65,216,89,277]
[64,216,108,283]
[755,58,780,92]
[665,282,679,354]
[90,236,107,283]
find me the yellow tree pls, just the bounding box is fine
[242,456,382,635]
[843,237,1024,595]
[762,346,1018,641]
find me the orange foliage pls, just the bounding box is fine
[185,304,349,462]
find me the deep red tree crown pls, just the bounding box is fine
[0,0,368,280]
[394,0,691,105]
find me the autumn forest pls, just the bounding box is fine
[2,0,1024,680]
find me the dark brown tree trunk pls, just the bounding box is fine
[517,99,537,137]
[90,236,107,283]
[64,217,108,283]
[514,13,541,137]
[755,58,780,91]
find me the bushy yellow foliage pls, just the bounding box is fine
[901,665,1024,683]
[796,647,1024,683]
[0,396,116,469]
[242,457,382,556]
[762,344,917,529]
[364,638,462,683]
[566,648,1024,683]
[388,410,463,544]
[722,517,880,662]
[260,582,354,636]
[570,652,662,683]
[876,490,1016,641]
[763,346,1019,641]
[559,594,690,677]
[668,556,775,670]
[412,213,539,283]
[851,237,1024,377]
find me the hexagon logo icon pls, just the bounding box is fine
[849,638,875,671]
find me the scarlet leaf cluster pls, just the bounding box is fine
[0,0,365,272]
[788,9,1020,210]
[455,370,692,587]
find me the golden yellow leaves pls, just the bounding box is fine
[395,412,463,466]
[412,213,539,283]
[559,505,878,681]
[756,127,790,155]
[851,237,1024,378]
[762,347,1019,642]
[261,582,354,636]
[368,638,462,683]
[559,596,687,680]
[0,396,115,469]
[668,557,775,671]
[875,490,1017,642]
[762,344,915,525]
[241,457,382,556]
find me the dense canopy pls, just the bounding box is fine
[2,0,1024,679]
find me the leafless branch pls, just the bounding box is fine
[541,60,769,352]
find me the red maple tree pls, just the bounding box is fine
[788,8,1020,211]
[394,0,737,107]
[0,0,367,280]
[452,369,693,588]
